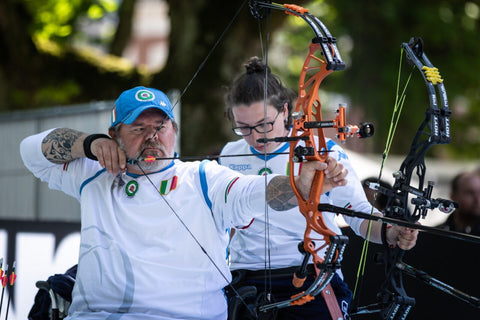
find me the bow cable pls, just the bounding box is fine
[350,45,414,309]
[135,160,258,318]
[170,0,249,110]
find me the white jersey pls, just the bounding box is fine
[220,137,375,271]
[21,129,273,320]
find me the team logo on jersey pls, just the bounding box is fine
[258,167,272,176]
[160,175,178,195]
[125,180,138,197]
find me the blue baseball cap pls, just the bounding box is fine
[111,86,175,126]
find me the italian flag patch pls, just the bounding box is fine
[160,175,178,195]
[224,177,239,203]
[286,161,302,175]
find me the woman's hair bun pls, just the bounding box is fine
[244,56,271,75]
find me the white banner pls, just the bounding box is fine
[1,224,80,320]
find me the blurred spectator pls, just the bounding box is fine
[436,170,480,235]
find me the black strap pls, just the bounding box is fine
[236,264,316,281]
[83,134,111,160]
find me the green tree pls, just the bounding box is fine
[0,0,297,156]
[268,0,480,159]
[0,0,145,109]
[0,0,478,159]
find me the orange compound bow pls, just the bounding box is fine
[250,1,374,314]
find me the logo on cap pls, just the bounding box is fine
[136,90,155,101]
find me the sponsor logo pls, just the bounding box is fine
[228,164,252,171]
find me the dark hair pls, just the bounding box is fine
[450,172,465,195]
[109,111,178,133]
[450,170,480,195]
[224,56,296,129]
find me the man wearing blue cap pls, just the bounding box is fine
[20,86,348,320]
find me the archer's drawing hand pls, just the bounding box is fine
[90,137,127,174]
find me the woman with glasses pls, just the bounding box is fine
[220,57,418,320]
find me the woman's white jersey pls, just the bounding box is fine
[220,137,375,272]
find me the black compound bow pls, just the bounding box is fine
[320,37,480,319]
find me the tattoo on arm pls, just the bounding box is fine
[267,176,298,211]
[42,128,84,164]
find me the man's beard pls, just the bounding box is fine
[117,138,174,172]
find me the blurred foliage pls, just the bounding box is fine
[268,0,480,160]
[0,0,145,110]
[1,0,478,160]
[26,0,118,45]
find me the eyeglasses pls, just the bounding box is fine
[232,111,281,136]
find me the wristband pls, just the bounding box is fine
[83,134,111,160]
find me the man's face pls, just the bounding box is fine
[452,174,480,218]
[112,108,176,173]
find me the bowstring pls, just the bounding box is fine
[133,0,258,317]
[351,46,414,308]
[170,0,249,110]
[258,7,274,302]
[136,161,258,318]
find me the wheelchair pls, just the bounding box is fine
[28,265,77,320]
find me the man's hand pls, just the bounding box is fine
[90,138,127,174]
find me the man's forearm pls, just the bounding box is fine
[42,128,88,164]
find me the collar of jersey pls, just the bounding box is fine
[250,141,289,161]
[126,160,175,178]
